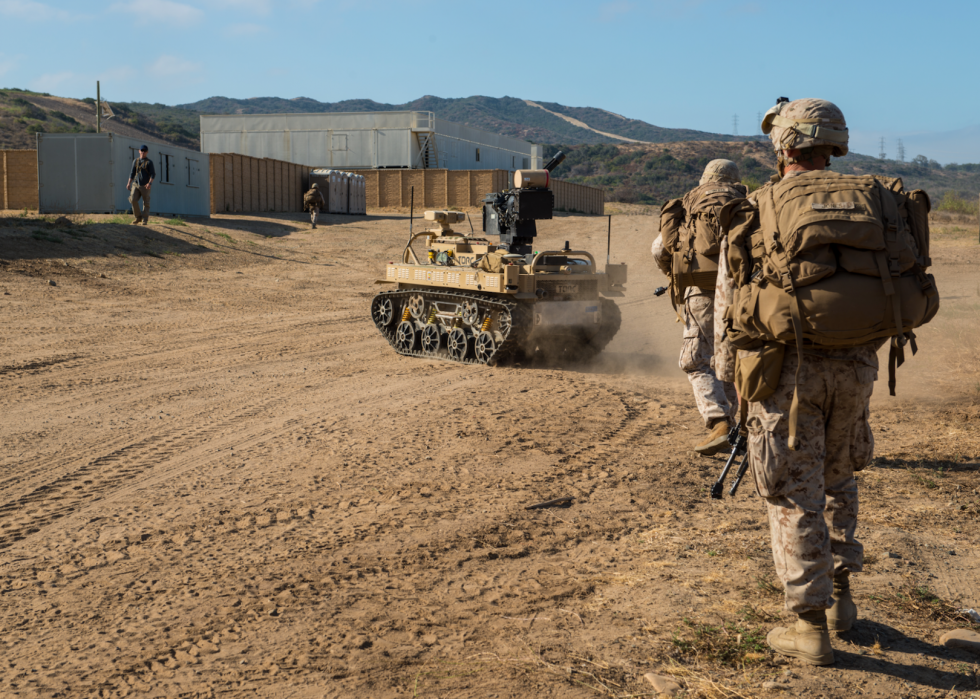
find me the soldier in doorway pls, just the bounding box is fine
[126,145,155,225]
[304,183,326,229]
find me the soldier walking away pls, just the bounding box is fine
[715,98,938,665]
[304,183,325,229]
[652,160,745,456]
[126,145,155,225]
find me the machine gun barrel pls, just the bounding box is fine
[543,151,566,172]
[710,422,747,500]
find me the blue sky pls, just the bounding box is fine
[2,0,978,162]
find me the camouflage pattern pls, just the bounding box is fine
[305,189,325,227]
[680,287,737,427]
[130,184,150,222]
[748,344,878,613]
[712,235,736,383]
[763,98,849,157]
[699,159,741,185]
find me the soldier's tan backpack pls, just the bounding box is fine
[303,189,321,208]
[658,181,747,303]
[723,171,939,446]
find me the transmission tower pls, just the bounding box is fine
[732,114,739,136]
[897,139,905,162]
[879,137,886,160]
[757,111,763,135]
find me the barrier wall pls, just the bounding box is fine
[359,168,604,214]
[2,150,39,210]
[209,153,307,214]
[208,156,606,216]
[551,178,604,215]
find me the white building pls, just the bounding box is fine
[199,111,543,172]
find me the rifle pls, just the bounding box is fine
[710,421,749,499]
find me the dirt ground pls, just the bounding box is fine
[0,206,978,699]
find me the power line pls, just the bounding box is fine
[732,114,739,136]
[879,137,886,160]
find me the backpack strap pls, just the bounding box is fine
[766,185,806,451]
[875,181,908,396]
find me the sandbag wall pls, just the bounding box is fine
[208,153,309,214]
[1,150,39,210]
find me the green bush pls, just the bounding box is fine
[936,190,978,215]
[742,176,762,192]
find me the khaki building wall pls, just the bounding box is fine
[208,153,311,214]
[2,150,39,210]
[357,169,603,214]
[207,157,605,216]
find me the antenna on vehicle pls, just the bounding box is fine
[409,186,414,234]
[606,214,612,266]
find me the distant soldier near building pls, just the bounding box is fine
[126,145,155,225]
[652,159,746,455]
[715,98,939,665]
[304,183,326,229]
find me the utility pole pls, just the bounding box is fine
[878,137,886,160]
[732,114,739,136]
[96,80,100,133]
[897,139,905,163]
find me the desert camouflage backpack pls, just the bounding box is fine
[303,189,322,208]
[722,171,938,444]
[658,181,747,302]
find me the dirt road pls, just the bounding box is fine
[1,209,978,698]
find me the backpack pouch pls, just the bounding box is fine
[735,342,786,402]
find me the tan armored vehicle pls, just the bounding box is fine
[370,152,627,365]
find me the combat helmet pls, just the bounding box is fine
[699,159,740,185]
[311,183,318,189]
[761,98,849,157]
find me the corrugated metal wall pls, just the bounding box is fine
[199,112,541,172]
[33,134,210,216]
[1,150,39,210]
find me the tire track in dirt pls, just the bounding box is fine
[907,534,979,607]
[0,359,470,560]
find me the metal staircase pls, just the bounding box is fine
[412,112,439,169]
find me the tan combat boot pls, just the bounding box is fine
[767,609,834,665]
[828,571,857,632]
[131,218,141,225]
[694,419,730,456]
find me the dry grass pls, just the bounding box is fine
[667,611,773,668]
[868,585,980,630]
[657,659,755,699]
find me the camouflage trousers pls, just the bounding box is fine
[310,206,320,227]
[679,290,737,428]
[748,344,878,613]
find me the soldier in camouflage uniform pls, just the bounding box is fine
[305,183,326,229]
[716,99,875,666]
[652,159,743,455]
